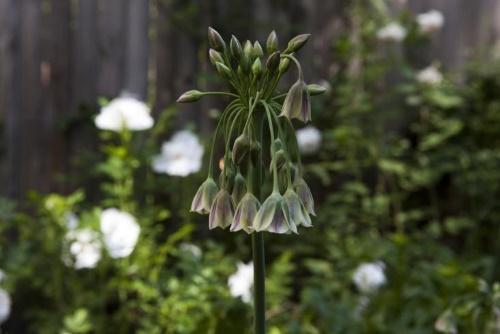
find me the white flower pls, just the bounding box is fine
[152,130,204,177]
[100,208,140,258]
[65,212,79,230]
[416,65,443,85]
[417,10,444,34]
[179,242,202,258]
[65,229,102,270]
[296,126,322,155]
[377,22,407,42]
[0,288,11,324]
[228,262,254,303]
[353,262,386,294]
[95,96,154,132]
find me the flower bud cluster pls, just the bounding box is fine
[184,28,324,234]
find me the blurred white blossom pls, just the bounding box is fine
[95,96,154,132]
[228,262,253,303]
[152,130,204,177]
[65,212,79,230]
[417,65,443,85]
[296,126,322,155]
[417,10,444,34]
[179,242,202,258]
[100,208,140,259]
[65,229,102,270]
[0,288,11,324]
[377,22,407,42]
[353,262,386,294]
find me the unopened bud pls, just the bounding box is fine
[243,40,254,59]
[177,90,204,103]
[266,51,281,73]
[230,35,243,60]
[284,34,310,53]
[252,58,262,76]
[232,134,250,165]
[279,57,290,73]
[215,62,232,79]
[209,49,224,66]
[307,84,327,96]
[208,27,226,51]
[266,30,278,53]
[253,41,264,58]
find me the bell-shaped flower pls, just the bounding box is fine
[231,192,260,233]
[283,187,312,228]
[294,177,316,216]
[191,177,219,214]
[253,192,296,234]
[231,173,247,205]
[209,189,234,230]
[280,79,311,122]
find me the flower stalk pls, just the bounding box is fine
[182,27,324,333]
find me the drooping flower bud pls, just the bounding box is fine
[249,140,261,166]
[294,177,315,216]
[253,192,296,234]
[232,134,250,165]
[283,187,312,227]
[231,172,247,205]
[280,79,311,122]
[307,83,328,96]
[208,27,226,51]
[231,192,260,234]
[284,34,311,53]
[230,35,243,60]
[279,57,290,74]
[191,177,219,214]
[273,149,287,170]
[209,49,224,66]
[266,51,281,73]
[209,189,234,229]
[253,41,264,58]
[252,58,262,77]
[266,30,278,53]
[177,90,204,103]
[215,62,232,79]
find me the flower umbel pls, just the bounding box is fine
[183,28,318,234]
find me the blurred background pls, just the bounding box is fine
[1,0,500,333]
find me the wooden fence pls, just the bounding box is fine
[0,0,499,200]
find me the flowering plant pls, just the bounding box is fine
[179,27,324,332]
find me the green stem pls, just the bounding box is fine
[201,91,239,98]
[252,232,266,334]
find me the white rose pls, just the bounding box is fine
[296,126,322,155]
[65,228,102,269]
[416,65,443,85]
[353,262,386,294]
[100,208,140,258]
[0,289,11,324]
[228,262,254,303]
[377,22,407,42]
[152,130,204,177]
[95,96,154,132]
[417,10,444,34]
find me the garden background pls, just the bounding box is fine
[0,0,500,333]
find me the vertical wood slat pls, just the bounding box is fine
[124,0,150,100]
